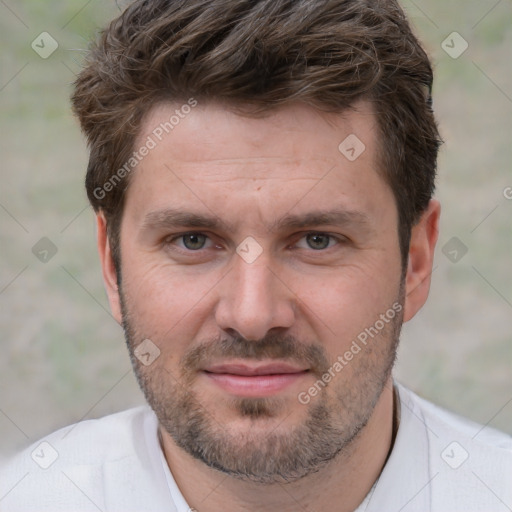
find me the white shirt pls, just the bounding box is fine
[1,383,511,511]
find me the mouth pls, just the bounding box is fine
[202,361,310,397]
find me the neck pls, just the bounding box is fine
[160,379,395,512]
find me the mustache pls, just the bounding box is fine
[180,333,331,378]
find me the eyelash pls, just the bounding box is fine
[164,232,347,253]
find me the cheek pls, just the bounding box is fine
[294,262,400,350]
[119,254,221,342]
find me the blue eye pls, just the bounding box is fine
[181,233,207,250]
[305,233,332,250]
[293,232,342,251]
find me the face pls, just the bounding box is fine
[98,101,437,483]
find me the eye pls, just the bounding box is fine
[296,233,340,250]
[182,233,207,250]
[170,232,210,251]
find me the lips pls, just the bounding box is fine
[202,361,309,397]
[204,362,308,376]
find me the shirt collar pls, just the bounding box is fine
[359,382,433,511]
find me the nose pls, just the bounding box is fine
[215,251,296,341]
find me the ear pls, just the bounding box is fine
[403,199,441,322]
[96,212,123,324]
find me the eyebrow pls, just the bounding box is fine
[141,208,372,233]
[269,209,372,232]
[141,209,230,231]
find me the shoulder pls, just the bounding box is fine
[0,406,164,512]
[14,405,152,465]
[397,383,512,510]
[400,384,512,450]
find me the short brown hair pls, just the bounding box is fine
[72,0,441,267]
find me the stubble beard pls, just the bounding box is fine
[119,286,404,484]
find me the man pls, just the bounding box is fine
[1,0,511,510]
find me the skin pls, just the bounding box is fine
[96,100,440,512]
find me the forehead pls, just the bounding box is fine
[137,100,377,168]
[124,100,394,229]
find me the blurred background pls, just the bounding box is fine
[0,0,511,458]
